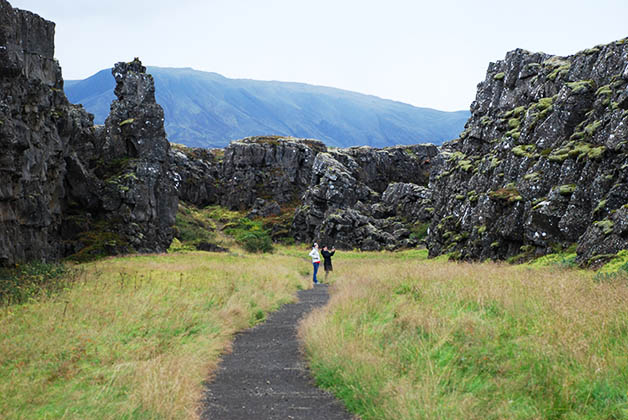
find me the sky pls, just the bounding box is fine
[10,0,628,111]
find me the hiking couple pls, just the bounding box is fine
[308,243,335,284]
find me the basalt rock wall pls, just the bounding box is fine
[0,0,177,265]
[171,138,439,250]
[0,0,67,265]
[426,39,628,265]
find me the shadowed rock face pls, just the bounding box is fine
[0,0,66,265]
[0,0,177,265]
[426,41,628,265]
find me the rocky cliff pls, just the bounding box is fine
[0,0,177,265]
[292,144,437,250]
[426,40,628,266]
[171,137,438,250]
[0,1,69,265]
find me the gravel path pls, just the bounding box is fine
[200,284,357,420]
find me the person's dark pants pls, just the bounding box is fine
[313,262,319,283]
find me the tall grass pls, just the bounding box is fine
[0,251,309,419]
[300,257,628,419]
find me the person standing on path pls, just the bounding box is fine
[309,243,321,284]
[321,246,336,282]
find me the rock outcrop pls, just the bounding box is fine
[0,0,177,265]
[427,40,628,265]
[60,60,178,260]
[171,137,438,250]
[97,59,178,252]
[292,144,438,250]
[170,136,323,210]
[220,137,325,209]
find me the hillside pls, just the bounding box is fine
[65,67,469,148]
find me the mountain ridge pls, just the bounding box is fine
[65,66,469,148]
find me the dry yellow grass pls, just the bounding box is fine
[0,251,309,419]
[300,256,628,419]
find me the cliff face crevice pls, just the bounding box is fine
[426,40,628,265]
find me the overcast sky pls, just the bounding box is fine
[10,0,628,111]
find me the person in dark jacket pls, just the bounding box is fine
[321,246,336,282]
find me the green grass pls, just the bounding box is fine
[224,217,273,253]
[0,262,72,306]
[174,203,274,253]
[598,250,628,274]
[300,255,628,420]
[0,251,309,419]
[6,244,628,419]
[174,203,217,244]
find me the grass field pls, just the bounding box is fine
[0,250,309,419]
[299,252,628,420]
[3,244,628,419]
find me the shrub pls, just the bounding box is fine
[226,218,274,253]
[410,222,430,241]
[236,230,273,253]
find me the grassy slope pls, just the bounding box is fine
[0,251,309,419]
[299,250,628,419]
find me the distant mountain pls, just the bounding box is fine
[65,67,469,148]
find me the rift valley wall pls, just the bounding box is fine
[5,0,628,266]
[426,41,628,265]
[0,1,69,264]
[171,137,438,250]
[0,0,177,265]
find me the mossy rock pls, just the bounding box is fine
[119,118,135,127]
[489,186,522,203]
[567,80,595,94]
[512,144,537,158]
[558,184,576,196]
[594,219,614,235]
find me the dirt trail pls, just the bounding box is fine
[201,284,356,420]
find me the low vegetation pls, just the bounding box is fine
[0,251,309,419]
[300,252,628,420]
[174,203,274,253]
[3,241,628,419]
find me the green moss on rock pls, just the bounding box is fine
[567,80,595,94]
[594,219,614,235]
[558,184,576,196]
